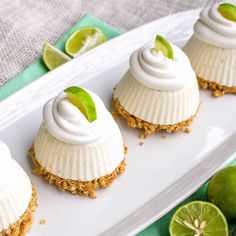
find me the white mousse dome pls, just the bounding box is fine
[184,3,236,87]
[34,89,124,181]
[114,42,199,125]
[0,141,32,231]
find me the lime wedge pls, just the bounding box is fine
[43,42,71,70]
[65,27,107,57]
[64,86,97,122]
[218,3,236,22]
[169,201,228,236]
[153,35,174,60]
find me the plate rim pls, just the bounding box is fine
[100,132,236,235]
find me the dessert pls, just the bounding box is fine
[114,35,200,137]
[184,3,236,97]
[29,86,126,198]
[0,141,37,236]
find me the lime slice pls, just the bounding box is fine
[169,201,228,236]
[64,86,97,122]
[43,42,71,70]
[218,3,236,22]
[153,35,174,60]
[65,27,107,57]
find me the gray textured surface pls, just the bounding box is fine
[0,0,220,85]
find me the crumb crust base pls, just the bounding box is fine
[198,77,236,97]
[29,146,126,199]
[0,186,37,236]
[113,98,199,137]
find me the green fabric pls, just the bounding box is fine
[1,12,236,235]
[0,13,120,101]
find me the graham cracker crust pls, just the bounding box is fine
[198,77,236,97]
[113,98,199,138]
[28,146,126,199]
[0,186,37,236]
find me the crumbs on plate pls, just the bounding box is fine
[39,219,46,225]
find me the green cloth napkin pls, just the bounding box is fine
[1,12,235,235]
[0,13,120,101]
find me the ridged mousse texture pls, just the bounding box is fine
[30,88,125,198]
[114,41,199,135]
[184,3,236,96]
[0,141,37,235]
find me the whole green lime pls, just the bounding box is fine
[207,166,236,220]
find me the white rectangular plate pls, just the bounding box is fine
[1,9,236,236]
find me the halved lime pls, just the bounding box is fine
[64,86,97,122]
[218,3,236,22]
[169,201,228,236]
[65,27,107,57]
[152,34,174,60]
[42,42,71,70]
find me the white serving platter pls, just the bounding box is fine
[1,9,236,236]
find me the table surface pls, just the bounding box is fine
[0,0,220,85]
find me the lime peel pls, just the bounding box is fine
[65,27,107,58]
[169,201,228,236]
[207,166,236,220]
[64,86,97,122]
[152,34,174,60]
[218,3,236,22]
[43,42,71,70]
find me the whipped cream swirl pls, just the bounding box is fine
[194,4,236,48]
[43,90,113,145]
[130,43,195,91]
